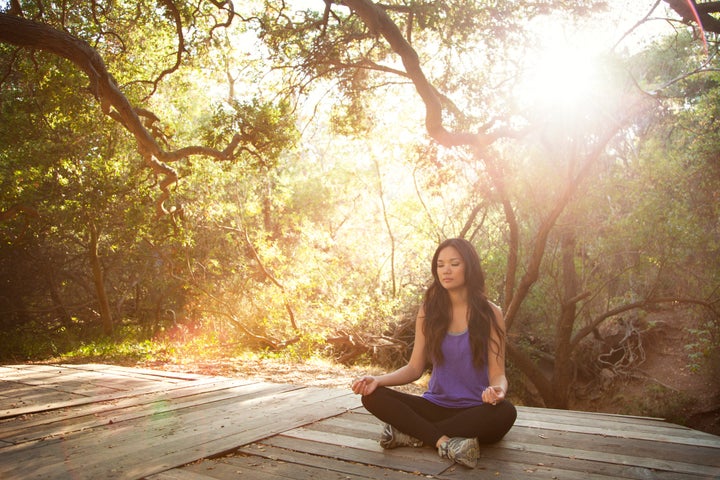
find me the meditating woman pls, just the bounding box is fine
[351,238,517,468]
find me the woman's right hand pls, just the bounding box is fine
[351,376,379,396]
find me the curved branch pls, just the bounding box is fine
[665,0,720,34]
[342,0,504,149]
[570,296,720,351]
[146,0,186,99]
[0,13,245,215]
[0,204,39,222]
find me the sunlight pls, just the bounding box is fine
[511,13,626,121]
[518,44,600,114]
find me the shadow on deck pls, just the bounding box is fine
[0,363,718,479]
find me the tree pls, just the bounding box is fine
[1,1,717,412]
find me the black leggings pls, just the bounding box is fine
[361,386,517,447]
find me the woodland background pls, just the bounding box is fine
[0,1,718,433]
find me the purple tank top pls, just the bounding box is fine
[422,330,489,408]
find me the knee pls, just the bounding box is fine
[490,401,517,441]
[501,401,517,424]
[360,386,387,413]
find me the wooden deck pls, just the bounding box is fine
[0,364,718,480]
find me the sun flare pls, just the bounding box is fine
[512,14,618,120]
[525,46,600,109]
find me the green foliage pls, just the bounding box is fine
[201,98,299,168]
[684,318,718,373]
[1,2,718,432]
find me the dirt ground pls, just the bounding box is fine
[569,310,720,435]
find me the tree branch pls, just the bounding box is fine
[665,0,720,34]
[570,296,719,351]
[0,13,246,216]
[341,0,505,148]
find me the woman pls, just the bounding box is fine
[351,238,517,468]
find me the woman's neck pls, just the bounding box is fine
[448,287,468,306]
[447,288,469,333]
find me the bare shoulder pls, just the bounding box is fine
[487,301,506,330]
[488,300,503,316]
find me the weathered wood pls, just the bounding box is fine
[1,380,293,444]
[0,367,222,419]
[0,372,358,479]
[215,448,423,479]
[0,364,718,480]
[0,377,257,441]
[146,470,218,480]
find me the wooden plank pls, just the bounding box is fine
[146,470,220,480]
[188,454,367,480]
[0,376,258,440]
[14,364,191,384]
[494,438,720,478]
[302,414,383,438]
[209,449,424,480]
[62,363,208,380]
[1,381,296,444]
[291,404,720,478]
[472,443,712,480]
[519,404,668,424]
[2,365,719,480]
[281,410,720,480]
[0,369,130,398]
[510,422,719,466]
[514,416,720,448]
[0,371,217,419]
[82,388,359,480]
[353,403,720,446]
[0,386,359,480]
[0,385,84,409]
[0,380,300,451]
[270,427,697,480]
[312,409,720,469]
[261,432,449,476]
[517,405,710,438]
[0,380,38,396]
[252,436,618,480]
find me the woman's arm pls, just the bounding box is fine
[351,306,428,396]
[482,303,509,404]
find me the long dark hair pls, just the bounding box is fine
[423,238,503,368]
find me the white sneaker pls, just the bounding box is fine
[438,437,480,468]
[379,423,423,449]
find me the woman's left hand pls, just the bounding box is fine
[482,385,505,405]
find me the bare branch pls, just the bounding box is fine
[571,296,719,351]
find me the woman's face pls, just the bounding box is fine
[436,246,466,291]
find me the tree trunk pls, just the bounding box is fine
[88,219,113,335]
[48,264,73,327]
[552,229,580,408]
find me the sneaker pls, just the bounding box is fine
[438,437,480,468]
[379,423,424,449]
